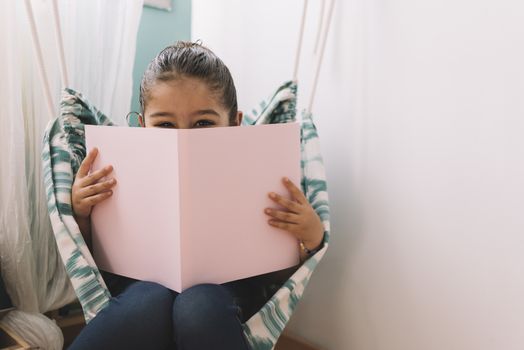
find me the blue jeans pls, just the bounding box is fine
[67,271,288,350]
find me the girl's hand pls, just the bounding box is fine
[72,147,116,220]
[265,177,324,254]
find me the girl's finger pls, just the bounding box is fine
[268,219,299,234]
[283,177,308,204]
[84,190,113,206]
[268,192,302,213]
[78,178,116,199]
[79,165,114,187]
[77,148,98,178]
[264,208,300,224]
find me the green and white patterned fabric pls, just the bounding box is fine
[42,81,330,350]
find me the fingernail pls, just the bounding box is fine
[269,192,276,198]
[264,208,271,214]
[283,177,289,183]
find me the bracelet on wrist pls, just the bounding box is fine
[299,240,322,256]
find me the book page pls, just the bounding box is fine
[178,123,301,289]
[85,125,183,292]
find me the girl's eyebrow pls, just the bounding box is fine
[149,112,174,118]
[149,110,220,118]
[190,109,220,117]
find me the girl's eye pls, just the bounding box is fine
[156,122,174,128]
[153,120,215,128]
[194,120,215,128]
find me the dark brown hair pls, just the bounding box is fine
[139,41,238,124]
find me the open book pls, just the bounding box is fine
[84,123,301,292]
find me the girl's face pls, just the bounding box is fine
[142,77,242,129]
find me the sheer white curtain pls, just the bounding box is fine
[59,0,144,123]
[0,0,143,347]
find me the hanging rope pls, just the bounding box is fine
[308,0,335,113]
[314,0,326,54]
[24,0,68,119]
[293,0,309,82]
[23,0,55,120]
[51,0,69,88]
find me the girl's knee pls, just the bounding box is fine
[178,283,228,300]
[75,281,174,350]
[173,283,237,327]
[119,281,174,314]
[172,284,247,348]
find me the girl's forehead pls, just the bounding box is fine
[149,80,215,105]
[145,79,227,117]
[151,78,212,97]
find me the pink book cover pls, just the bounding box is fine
[84,123,301,292]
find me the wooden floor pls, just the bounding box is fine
[275,331,322,350]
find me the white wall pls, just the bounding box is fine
[193,1,524,349]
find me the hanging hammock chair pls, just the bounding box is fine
[42,79,330,349]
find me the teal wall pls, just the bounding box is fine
[130,0,191,120]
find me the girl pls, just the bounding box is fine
[69,41,324,350]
